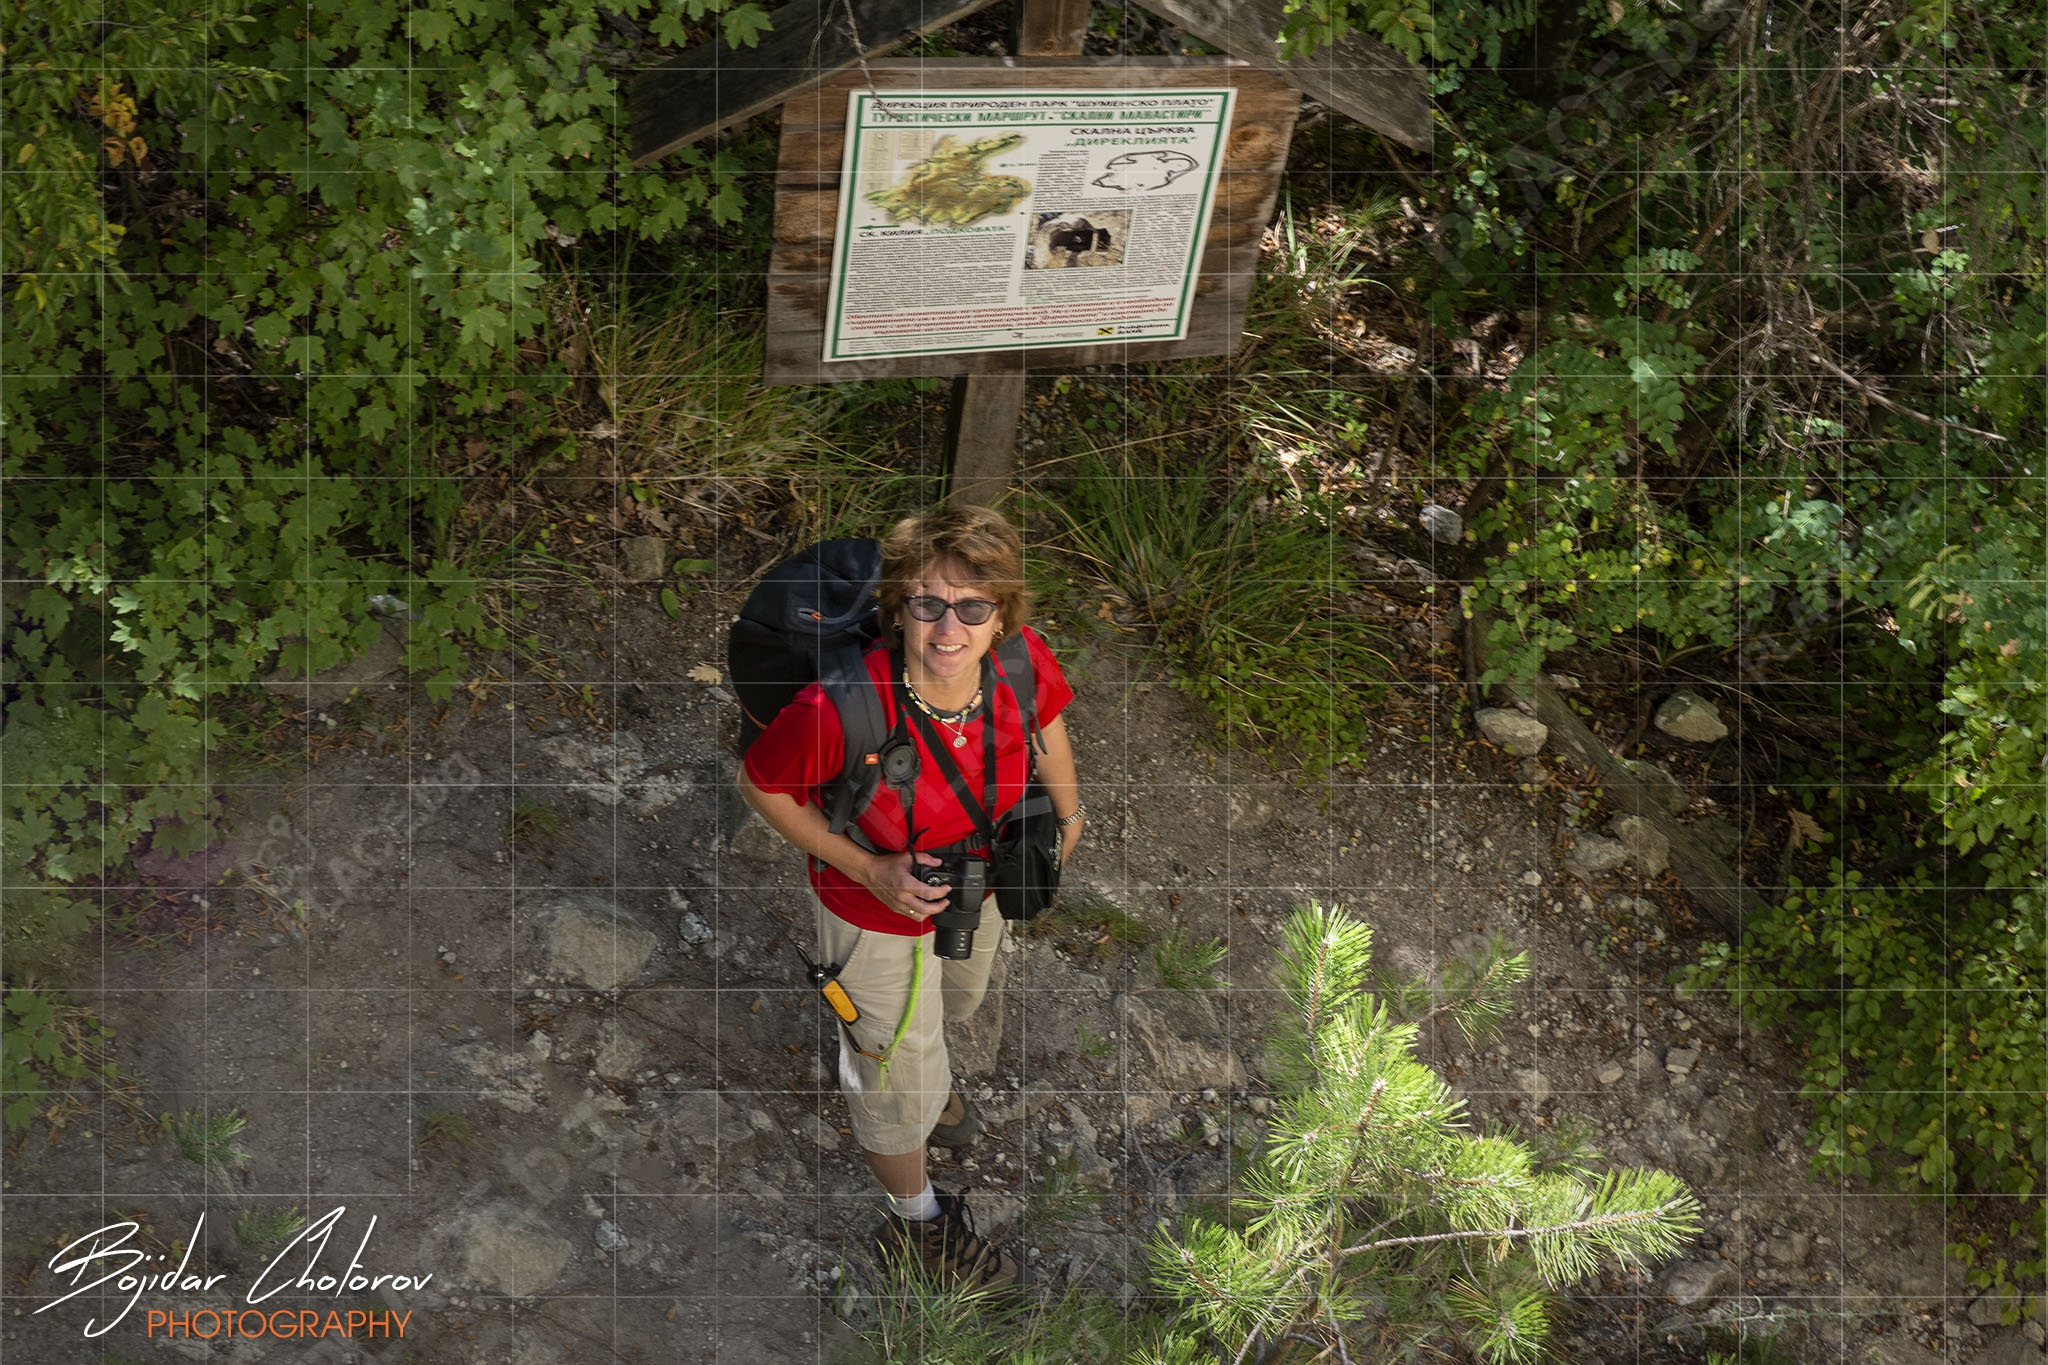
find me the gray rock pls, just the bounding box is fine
[1765,1231,1810,1267]
[1567,834,1631,876]
[593,1023,644,1079]
[1896,1271,1956,1313]
[1665,1047,1699,1075]
[668,1090,761,1171]
[1662,1258,1737,1306]
[621,534,668,582]
[1654,690,1729,743]
[1476,707,1549,757]
[1971,1293,2023,1328]
[1516,757,1547,785]
[594,1219,628,1252]
[1597,1063,1626,1085]
[1420,503,1463,544]
[1227,785,1276,833]
[796,1112,841,1151]
[1972,1332,2042,1365]
[730,809,789,863]
[677,911,712,945]
[1120,994,1246,1092]
[1513,1068,1551,1107]
[1044,1103,1117,1188]
[459,1204,574,1296]
[543,898,656,991]
[1608,815,1672,878]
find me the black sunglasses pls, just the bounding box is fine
[904,595,1000,626]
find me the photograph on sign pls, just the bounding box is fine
[823,88,1235,363]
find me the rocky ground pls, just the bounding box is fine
[3,558,2042,1364]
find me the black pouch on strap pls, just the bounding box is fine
[989,782,1060,922]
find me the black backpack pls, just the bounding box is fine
[729,538,1041,844]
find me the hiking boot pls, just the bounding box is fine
[874,1191,1018,1291]
[927,1089,982,1147]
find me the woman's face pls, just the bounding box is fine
[900,556,1003,696]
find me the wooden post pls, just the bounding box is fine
[942,0,1089,507]
[1016,0,1092,58]
[944,371,1029,508]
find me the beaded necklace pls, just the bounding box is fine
[902,670,983,748]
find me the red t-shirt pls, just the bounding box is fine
[743,626,1072,935]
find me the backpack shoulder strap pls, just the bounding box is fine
[994,630,1043,758]
[817,642,888,837]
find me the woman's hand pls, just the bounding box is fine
[1059,815,1083,869]
[856,850,955,921]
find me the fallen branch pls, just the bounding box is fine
[1469,611,1762,937]
[1805,350,2009,445]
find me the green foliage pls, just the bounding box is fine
[233,1206,309,1248]
[1145,902,1699,1365]
[847,1264,1149,1365]
[1687,866,2045,1194]
[1,0,767,1077]
[1026,1146,1112,1227]
[1034,451,1394,772]
[1268,0,2045,1219]
[420,1106,476,1150]
[1375,930,1529,1047]
[1151,928,1229,995]
[1278,0,1536,68]
[1,986,115,1130]
[162,1106,251,1170]
[508,800,564,848]
[1456,318,1713,683]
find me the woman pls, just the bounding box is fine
[738,505,1084,1289]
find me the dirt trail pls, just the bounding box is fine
[2,578,2029,1364]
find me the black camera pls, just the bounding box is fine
[920,853,988,961]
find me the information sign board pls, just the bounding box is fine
[822,88,1235,362]
[763,61,1301,385]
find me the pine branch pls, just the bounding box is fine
[1335,1201,1694,1260]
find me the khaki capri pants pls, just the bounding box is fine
[816,896,1003,1156]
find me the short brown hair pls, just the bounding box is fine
[876,504,1031,649]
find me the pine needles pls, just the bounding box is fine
[1141,900,1702,1365]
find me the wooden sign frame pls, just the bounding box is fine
[763,59,1301,386]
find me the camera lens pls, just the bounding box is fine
[926,854,979,961]
[931,923,975,960]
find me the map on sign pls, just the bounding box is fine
[822,88,1234,363]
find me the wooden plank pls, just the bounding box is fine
[1016,0,1092,58]
[767,55,1310,107]
[764,60,1298,384]
[1134,0,1430,151]
[629,0,1008,165]
[945,372,1029,507]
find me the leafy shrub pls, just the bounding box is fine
[1690,866,2044,1195]
[2,0,761,1096]
[1,986,115,1130]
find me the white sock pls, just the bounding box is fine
[889,1181,940,1222]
